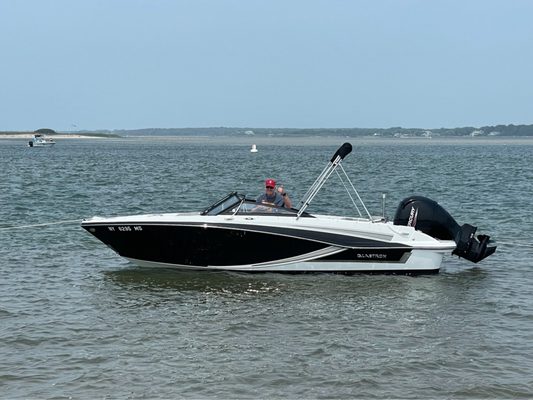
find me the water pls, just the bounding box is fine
[1,136,532,398]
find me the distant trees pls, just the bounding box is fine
[34,128,56,134]
[58,124,533,137]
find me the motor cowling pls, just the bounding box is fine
[393,196,496,263]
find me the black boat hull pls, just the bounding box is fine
[81,221,447,273]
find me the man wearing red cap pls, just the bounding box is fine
[256,178,292,208]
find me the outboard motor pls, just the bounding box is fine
[393,196,496,263]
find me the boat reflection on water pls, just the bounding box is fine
[104,267,285,295]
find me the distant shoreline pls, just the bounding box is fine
[2,133,533,146]
[3,123,533,139]
[0,133,114,139]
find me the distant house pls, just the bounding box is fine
[470,130,484,137]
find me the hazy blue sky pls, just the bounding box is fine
[1,0,532,131]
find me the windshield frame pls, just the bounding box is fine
[201,192,244,216]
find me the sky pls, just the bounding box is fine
[1,0,532,131]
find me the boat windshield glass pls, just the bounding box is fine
[229,201,299,215]
[202,192,307,216]
[201,192,244,216]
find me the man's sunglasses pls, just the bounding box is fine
[266,186,274,189]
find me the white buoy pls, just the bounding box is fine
[250,144,258,153]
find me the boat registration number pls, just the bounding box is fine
[108,226,143,232]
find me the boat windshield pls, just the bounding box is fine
[201,192,307,216]
[201,192,244,216]
[230,201,300,216]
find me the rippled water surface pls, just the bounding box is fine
[1,136,532,398]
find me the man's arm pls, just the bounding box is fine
[277,187,292,208]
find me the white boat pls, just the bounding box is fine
[82,143,496,274]
[250,144,258,152]
[28,134,56,147]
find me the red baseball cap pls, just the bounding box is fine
[265,178,276,187]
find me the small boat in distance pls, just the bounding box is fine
[250,144,258,153]
[28,134,56,147]
[82,143,496,274]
